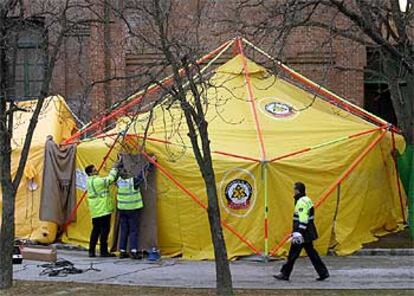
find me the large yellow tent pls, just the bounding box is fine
[62,39,407,259]
[0,96,77,243]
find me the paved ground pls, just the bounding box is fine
[12,250,414,290]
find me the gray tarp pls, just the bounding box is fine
[111,153,158,252]
[40,136,76,225]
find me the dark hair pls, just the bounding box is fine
[294,182,306,196]
[85,165,95,176]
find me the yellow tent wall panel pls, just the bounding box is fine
[0,96,76,243]
[61,138,123,248]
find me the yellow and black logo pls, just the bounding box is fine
[225,179,252,209]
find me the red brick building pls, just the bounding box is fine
[14,0,395,124]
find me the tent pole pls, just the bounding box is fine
[63,39,235,145]
[270,126,383,163]
[269,127,388,256]
[391,130,407,223]
[212,151,260,162]
[332,183,341,246]
[314,128,387,207]
[263,161,269,258]
[237,38,267,161]
[76,132,261,163]
[241,38,388,128]
[63,116,138,229]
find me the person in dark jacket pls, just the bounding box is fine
[274,182,329,281]
[117,156,156,259]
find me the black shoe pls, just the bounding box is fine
[100,253,116,258]
[273,273,289,281]
[130,252,143,260]
[316,274,330,281]
[119,251,129,259]
[88,253,96,258]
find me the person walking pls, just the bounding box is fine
[274,182,329,281]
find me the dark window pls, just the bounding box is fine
[7,20,46,100]
[364,47,397,125]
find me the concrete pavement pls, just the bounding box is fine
[12,250,414,289]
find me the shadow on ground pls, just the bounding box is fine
[363,228,413,249]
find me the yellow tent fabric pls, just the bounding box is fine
[0,96,77,243]
[61,138,123,249]
[64,55,406,259]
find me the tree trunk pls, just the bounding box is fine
[385,52,414,238]
[388,81,414,146]
[198,118,233,295]
[0,6,15,289]
[384,51,414,145]
[179,98,233,295]
[204,167,233,295]
[0,93,15,290]
[0,176,15,289]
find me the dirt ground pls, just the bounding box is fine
[3,281,413,296]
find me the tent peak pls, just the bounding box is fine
[216,54,266,75]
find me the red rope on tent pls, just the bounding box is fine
[212,150,260,162]
[348,126,384,138]
[240,38,397,130]
[236,38,267,161]
[314,128,387,208]
[270,148,311,163]
[139,150,261,256]
[91,133,173,145]
[80,133,261,162]
[63,134,120,231]
[277,63,386,127]
[269,126,383,163]
[63,39,234,145]
[391,130,407,223]
[269,127,388,257]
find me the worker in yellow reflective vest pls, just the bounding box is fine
[85,162,120,258]
[274,182,329,281]
[117,156,156,259]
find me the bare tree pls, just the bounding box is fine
[0,0,118,289]
[110,1,234,294]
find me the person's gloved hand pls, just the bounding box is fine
[291,232,304,245]
[146,154,157,173]
[113,160,123,170]
[147,153,157,163]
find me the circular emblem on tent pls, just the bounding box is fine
[220,168,256,218]
[225,179,252,210]
[258,98,298,120]
[264,102,296,118]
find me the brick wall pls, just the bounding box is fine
[28,0,368,119]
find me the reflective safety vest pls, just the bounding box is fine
[293,195,318,242]
[87,168,118,218]
[116,177,143,210]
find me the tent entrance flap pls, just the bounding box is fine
[40,137,77,226]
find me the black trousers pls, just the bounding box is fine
[89,214,111,255]
[280,241,329,278]
[119,209,140,252]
